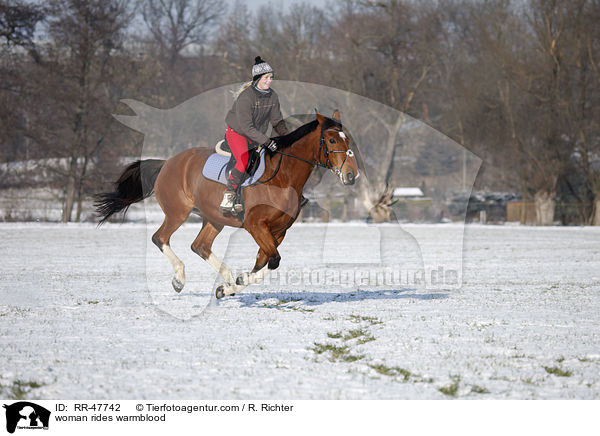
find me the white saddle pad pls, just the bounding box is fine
[201,148,266,187]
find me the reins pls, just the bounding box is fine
[256,126,354,185]
[254,152,284,185]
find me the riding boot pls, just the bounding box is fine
[220,168,244,213]
[219,190,236,212]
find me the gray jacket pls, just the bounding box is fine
[225,85,288,145]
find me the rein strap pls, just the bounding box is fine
[257,125,353,184]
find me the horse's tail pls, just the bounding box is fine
[95,159,165,225]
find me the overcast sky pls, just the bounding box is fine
[236,0,327,11]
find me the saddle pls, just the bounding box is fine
[203,138,266,185]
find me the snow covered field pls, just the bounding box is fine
[1,222,599,399]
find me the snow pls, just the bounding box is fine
[392,187,424,197]
[1,222,599,399]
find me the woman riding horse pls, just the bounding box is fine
[220,56,288,213]
[96,105,359,298]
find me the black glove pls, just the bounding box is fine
[265,140,277,152]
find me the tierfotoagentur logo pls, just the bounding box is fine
[3,402,50,434]
[109,81,480,320]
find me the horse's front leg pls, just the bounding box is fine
[237,228,286,286]
[236,248,270,286]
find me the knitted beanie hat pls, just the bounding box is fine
[252,56,273,81]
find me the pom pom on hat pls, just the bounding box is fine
[252,56,273,81]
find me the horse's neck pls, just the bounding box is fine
[276,130,319,191]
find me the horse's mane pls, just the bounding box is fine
[269,116,342,156]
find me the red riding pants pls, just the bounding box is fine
[226,126,250,173]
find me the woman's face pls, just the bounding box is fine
[256,73,273,90]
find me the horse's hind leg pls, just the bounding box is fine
[191,221,238,292]
[152,212,190,293]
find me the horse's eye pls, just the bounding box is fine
[329,139,336,144]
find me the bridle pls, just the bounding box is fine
[269,126,354,177]
[317,127,355,179]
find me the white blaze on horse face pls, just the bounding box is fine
[330,130,359,183]
[338,131,360,180]
[162,245,185,285]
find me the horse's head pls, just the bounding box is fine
[316,111,359,185]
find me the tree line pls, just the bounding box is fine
[1,0,598,224]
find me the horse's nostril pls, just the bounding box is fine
[346,172,355,184]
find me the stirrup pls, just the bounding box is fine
[219,190,236,213]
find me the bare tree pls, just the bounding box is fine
[142,0,225,68]
[465,0,541,222]
[588,0,600,225]
[3,0,598,226]
[562,0,600,224]
[453,0,591,225]
[37,0,134,222]
[319,0,446,221]
[212,0,253,82]
[0,0,45,172]
[0,0,45,58]
[254,3,331,82]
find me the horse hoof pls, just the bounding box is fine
[268,255,281,270]
[172,277,184,293]
[236,274,245,285]
[215,285,225,299]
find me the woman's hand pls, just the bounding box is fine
[264,140,278,152]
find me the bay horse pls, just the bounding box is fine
[95,111,359,299]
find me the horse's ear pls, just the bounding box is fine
[332,109,341,121]
[316,113,326,124]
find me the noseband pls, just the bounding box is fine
[318,128,355,178]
